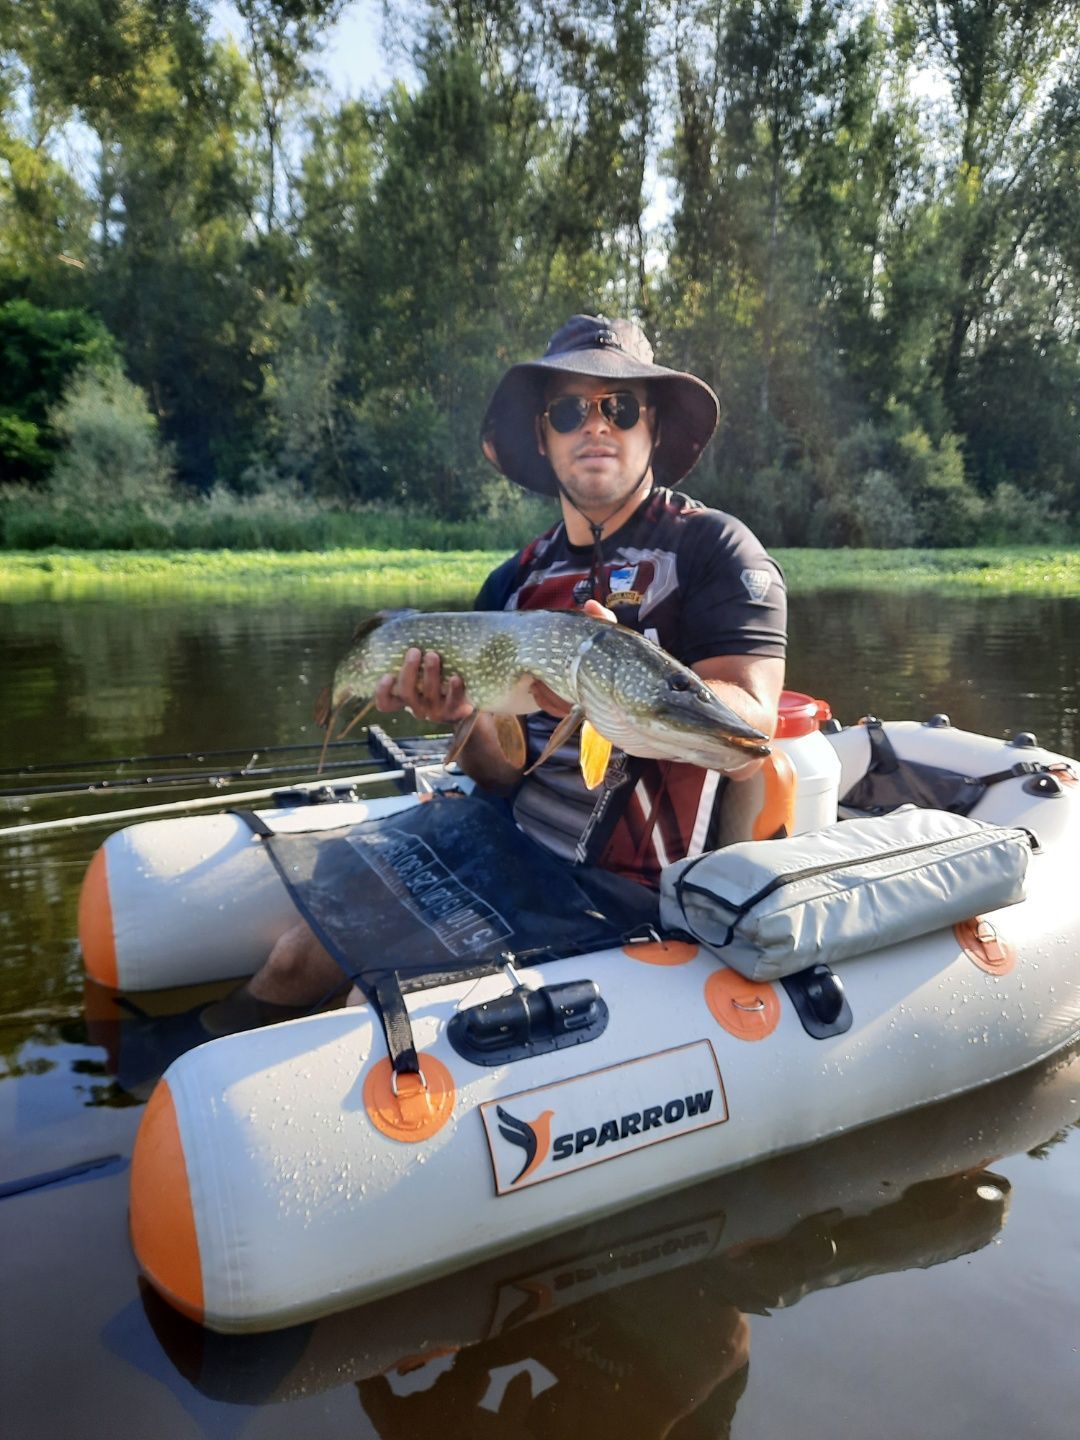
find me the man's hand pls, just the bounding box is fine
[531,598,617,717]
[375,649,474,725]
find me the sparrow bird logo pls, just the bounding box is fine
[496,1105,554,1184]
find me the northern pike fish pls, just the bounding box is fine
[319,610,770,788]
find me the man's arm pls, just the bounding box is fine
[693,653,785,781]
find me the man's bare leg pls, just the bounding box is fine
[201,921,344,1035]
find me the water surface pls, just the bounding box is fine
[1,586,1078,1437]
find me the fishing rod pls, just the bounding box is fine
[0,766,416,840]
[0,738,369,781]
[0,754,388,801]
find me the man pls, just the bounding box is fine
[214,314,786,1023]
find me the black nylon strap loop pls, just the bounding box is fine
[373,973,420,1076]
[231,809,275,839]
[864,719,900,774]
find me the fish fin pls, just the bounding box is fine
[579,722,613,790]
[349,614,386,646]
[316,698,343,774]
[314,683,333,729]
[352,608,420,642]
[494,713,526,769]
[444,709,482,766]
[525,708,585,774]
[337,699,374,742]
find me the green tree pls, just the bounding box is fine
[48,364,174,506]
[665,0,860,494]
[0,298,116,481]
[233,0,347,234]
[902,0,1080,415]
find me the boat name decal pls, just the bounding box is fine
[480,1040,727,1195]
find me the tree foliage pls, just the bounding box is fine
[0,0,1076,540]
[48,364,174,505]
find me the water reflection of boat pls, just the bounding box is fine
[137,1040,1078,1433]
[79,718,1080,1332]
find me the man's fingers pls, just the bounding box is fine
[419,650,444,706]
[581,598,617,625]
[374,673,404,712]
[395,647,423,707]
[444,674,467,710]
[374,649,472,722]
[531,679,572,718]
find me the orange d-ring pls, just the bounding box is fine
[623,939,699,966]
[364,1055,456,1142]
[705,967,781,1041]
[955,917,1016,975]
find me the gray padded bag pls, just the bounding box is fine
[659,809,1031,982]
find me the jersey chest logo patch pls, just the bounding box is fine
[606,566,642,606]
[740,568,772,602]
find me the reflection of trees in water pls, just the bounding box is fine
[0,827,87,1067]
[56,606,177,744]
[0,598,353,1077]
[790,592,1079,752]
[1027,1119,1080,1160]
[2,596,369,758]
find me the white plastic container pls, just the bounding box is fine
[773,690,842,834]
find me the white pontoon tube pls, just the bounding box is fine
[113,717,1080,1333]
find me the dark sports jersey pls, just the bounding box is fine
[474,487,787,888]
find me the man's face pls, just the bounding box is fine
[537,375,655,515]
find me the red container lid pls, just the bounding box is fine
[776,690,833,739]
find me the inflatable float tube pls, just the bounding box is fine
[79,719,1080,1333]
[143,1041,1080,1407]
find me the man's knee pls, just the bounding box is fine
[250,922,341,1004]
[265,922,325,982]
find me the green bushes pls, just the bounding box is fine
[1,366,1071,552]
[713,410,1069,550]
[0,484,558,552]
[47,369,175,507]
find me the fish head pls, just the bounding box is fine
[576,626,772,771]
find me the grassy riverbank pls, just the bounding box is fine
[2,545,1079,600]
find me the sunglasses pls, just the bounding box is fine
[542,391,643,434]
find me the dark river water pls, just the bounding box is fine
[1,584,1079,1439]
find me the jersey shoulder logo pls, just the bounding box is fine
[740,567,772,602]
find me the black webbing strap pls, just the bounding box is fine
[575,753,645,866]
[861,723,1051,790]
[847,723,1059,817]
[971,761,1044,787]
[372,973,420,1077]
[864,719,900,773]
[232,808,274,838]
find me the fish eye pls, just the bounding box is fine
[667,674,692,692]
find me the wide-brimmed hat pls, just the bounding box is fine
[481,314,720,496]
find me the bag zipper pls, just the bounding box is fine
[677,824,1029,923]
